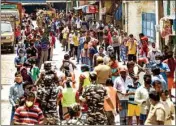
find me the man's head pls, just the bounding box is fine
[64,54,70,60]
[129,34,134,41]
[89,72,97,83]
[139,33,144,39]
[83,41,88,49]
[160,90,169,101]
[25,92,35,108]
[152,80,163,93]
[44,62,52,71]
[152,43,156,48]
[155,55,162,64]
[81,64,89,72]
[15,72,23,84]
[149,91,160,106]
[152,67,160,76]
[106,78,114,87]
[119,67,127,78]
[143,74,152,88]
[99,46,104,54]
[18,48,25,57]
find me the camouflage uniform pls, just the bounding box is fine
[36,63,59,125]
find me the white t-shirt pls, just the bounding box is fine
[76,20,82,29]
[113,76,133,100]
[147,50,162,62]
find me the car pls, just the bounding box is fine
[1,21,15,53]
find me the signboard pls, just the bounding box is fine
[84,5,97,14]
[3,0,46,3]
[1,5,17,9]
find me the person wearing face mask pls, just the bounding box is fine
[147,43,162,62]
[155,55,170,89]
[14,49,27,72]
[13,92,44,125]
[145,91,166,125]
[134,74,152,125]
[9,72,24,124]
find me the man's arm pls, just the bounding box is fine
[156,108,165,125]
[134,88,146,104]
[9,86,15,107]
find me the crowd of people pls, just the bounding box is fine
[9,10,176,125]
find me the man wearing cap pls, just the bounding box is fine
[147,43,162,62]
[94,56,112,85]
[113,67,133,125]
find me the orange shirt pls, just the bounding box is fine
[104,86,117,111]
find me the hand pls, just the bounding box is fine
[160,68,165,73]
[118,105,122,111]
[112,109,117,116]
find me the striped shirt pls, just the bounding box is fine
[13,105,44,125]
[127,83,141,105]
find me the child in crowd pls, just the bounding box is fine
[120,41,127,65]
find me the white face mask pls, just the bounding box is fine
[155,60,161,64]
[26,101,33,107]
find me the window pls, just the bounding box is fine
[142,13,156,42]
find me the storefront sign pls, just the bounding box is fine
[86,5,97,14]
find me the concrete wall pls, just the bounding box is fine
[124,1,155,40]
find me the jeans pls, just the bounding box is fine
[77,47,82,63]
[119,100,128,125]
[113,46,120,61]
[10,107,15,124]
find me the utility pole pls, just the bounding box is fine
[156,0,164,50]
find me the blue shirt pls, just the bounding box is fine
[157,63,170,85]
[14,56,27,66]
[9,83,24,106]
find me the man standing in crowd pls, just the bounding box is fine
[113,67,133,125]
[13,92,44,125]
[126,34,138,62]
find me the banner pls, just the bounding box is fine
[3,0,46,3]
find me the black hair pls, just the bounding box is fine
[106,78,113,86]
[109,53,116,60]
[139,33,144,37]
[66,80,71,88]
[149,91,160,102]
[15,71,21,77]
[143,74,151,81]
[99,46,104,50]
[129,34,133,38]
[127,61,135,68]
[64,54,70,60]
[152,80,162,87]
[152,67,161,75]
[97,60,104,64]
[22,81,32,90]
[26,92,35,99]
[161,90,169,97]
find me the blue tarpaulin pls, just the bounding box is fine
[115,4,122,21]
[3,0,46,3]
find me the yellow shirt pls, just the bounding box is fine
[73,35,79,46]
[126,40,138,55]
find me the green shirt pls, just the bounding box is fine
[31,66,40,81]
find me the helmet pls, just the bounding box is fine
[44,62,51,71]
[89,72,97,81]
[64,54,70,60]
[107,46,114,53]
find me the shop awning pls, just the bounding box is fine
[73,5,87,10]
